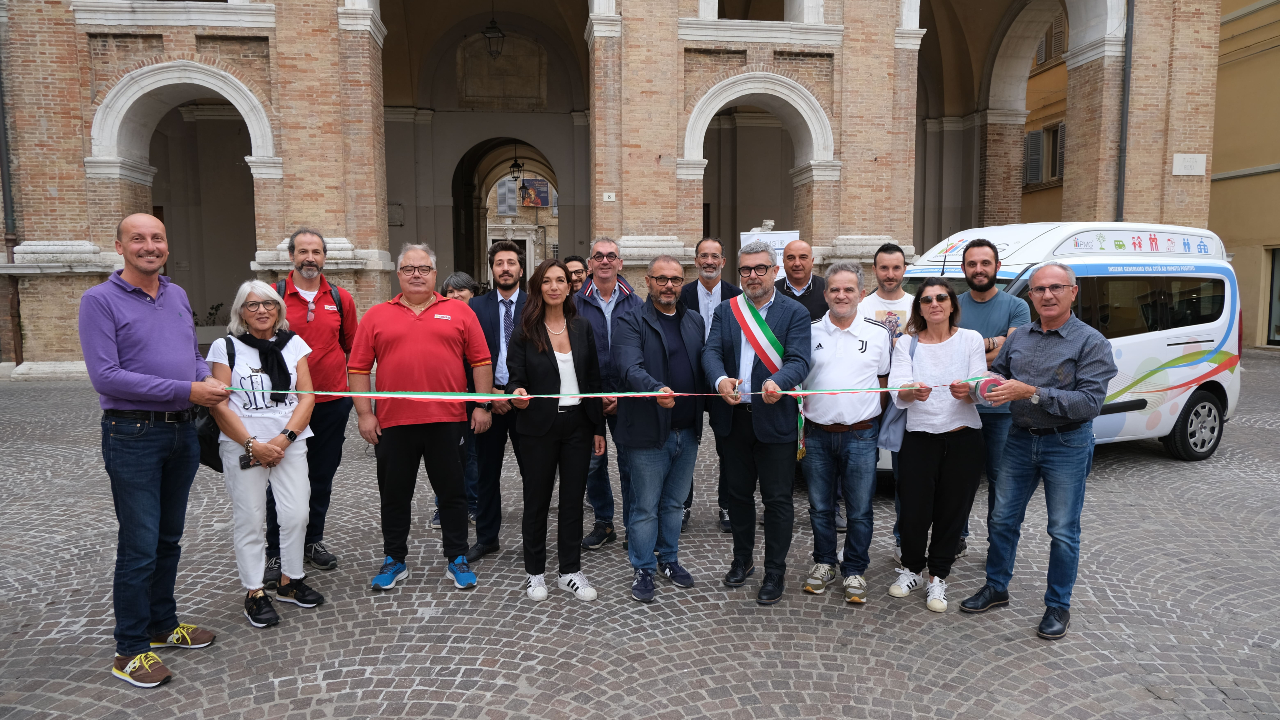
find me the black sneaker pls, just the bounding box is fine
[262,556,281,590]
[244,591,280,628]
[305,542,338,571]
[719,508,732,533]
[953,538,968,561]
[429,509,442,529]
[681,507,691,533]
[581,522,616,550]
[276,577,325,608]
[468,510,477,525]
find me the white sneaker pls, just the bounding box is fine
[888,567,924,597]
[925,576,948,612]
[557,571,598,601]
[526,574,548,602]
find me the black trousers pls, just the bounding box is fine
[265,396,353,556]
[722,405,796,574]
[685,429,729,511]
[375,422,468,563]
[518,406,592,575]
[474,408,523,546]
[897,427,984,579]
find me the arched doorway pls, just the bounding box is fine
[451,138,558,284]
[87,59,279,340]
[680,71,839,267]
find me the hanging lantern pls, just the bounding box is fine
[482,2,504,60]
[508,145,523,182]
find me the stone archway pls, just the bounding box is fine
[87,59,278,180]
[679,71,837,182]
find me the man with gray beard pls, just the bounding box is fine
[262,228,358,588]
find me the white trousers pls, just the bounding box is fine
[219,440,310,590]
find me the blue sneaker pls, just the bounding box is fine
[631,568,655,603]
[658,561,695,588]
[371,556,408,590]
[446,556,477,589]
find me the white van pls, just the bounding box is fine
[897,222,1241,461]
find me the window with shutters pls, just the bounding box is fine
[1035,37,1046,65]
[1056,122,1065,176]
[1051,14,1066,58]
[496,178,518,216]
[1042,124,1060,179]
[1024,130,1043,185]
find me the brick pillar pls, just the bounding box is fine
[587,14,623,240]
[1062,55,1124,221]
[792,174,840,247]
[890,36,924,246]
[977,114,1027,226]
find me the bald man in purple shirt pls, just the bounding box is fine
[79,213,229,689]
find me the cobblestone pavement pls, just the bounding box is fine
[1,351,1278,720]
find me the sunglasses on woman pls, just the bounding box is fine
[919,293,951,305]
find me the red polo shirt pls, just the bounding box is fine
[279,272,358,402]
[347,293,491,428]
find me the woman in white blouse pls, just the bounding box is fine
[886,277,988,612]
[207,280,319,629]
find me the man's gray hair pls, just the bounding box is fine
[824,260,864,291]
[647,254,683,273]
[738,239,775,264]
[1030,261,1076,286]
[590,237,618,255]
[288,227,326,255]
[227,280,290,336]
[397,242,437,268]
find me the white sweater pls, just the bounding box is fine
[888,328,987,434]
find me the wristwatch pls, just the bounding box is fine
[476,401,494,411]
[1029,388,1042,405]
[280,429,299,442]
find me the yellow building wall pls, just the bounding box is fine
[1022,61,1067,222]
[1210,0,1280,347]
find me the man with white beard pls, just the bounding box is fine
[262,228,358,588]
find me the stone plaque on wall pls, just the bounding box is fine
[457,33,547,112]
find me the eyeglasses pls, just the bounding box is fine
[399,265,434,276]
[919,293,951,305]
[243,300,278,312]
[1029,284,1073,297]
[306,299,315,323]
[591,252,621,263]
[738,264,773,277]
[647,275,684,287]
[568,268,586,278]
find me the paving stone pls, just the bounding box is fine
[1,351,1278,718]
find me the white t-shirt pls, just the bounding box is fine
[296,288,318,303]
[857,292,914,342]
[887,328,986,434]
[802,314,893,425]
[555,350,580,407]
[206,335,314,443]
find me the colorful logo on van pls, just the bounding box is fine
[1105,349,1239,403]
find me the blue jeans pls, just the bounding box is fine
[984,422,1094,610]
[585,414,631,529]
[960,411,1013,540]
[625,428,699,571]
[100,415,200,656]
[802,422,879,576]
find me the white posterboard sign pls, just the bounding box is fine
[740,230,800,268]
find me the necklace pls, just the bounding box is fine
[545,321,567,335]
[399,295,433,314]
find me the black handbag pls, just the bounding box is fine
[197,336,235,473]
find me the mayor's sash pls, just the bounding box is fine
[730,294,805,459]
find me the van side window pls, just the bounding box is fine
[1166,278,1225,329]
[1094,277,1163,339]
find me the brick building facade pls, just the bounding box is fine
[0,0,1222,371]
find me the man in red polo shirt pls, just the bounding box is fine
[263,228,359,588]
[348,243,494,591]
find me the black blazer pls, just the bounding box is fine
[679,278,742,311]
[469,288,526,364]
[504,316,606,438]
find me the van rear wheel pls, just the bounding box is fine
[1164,390,1223,461]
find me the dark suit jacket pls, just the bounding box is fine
[679,277,742,312]
[612,298,706,449]
[469,288,526,367]
[701,291,812,443]
[504,316,605,438]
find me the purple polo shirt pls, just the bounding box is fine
[79,270,211,411]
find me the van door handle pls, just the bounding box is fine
[1166,339,1213,347]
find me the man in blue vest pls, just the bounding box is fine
[577,237,644,550]
[702,239,812,605]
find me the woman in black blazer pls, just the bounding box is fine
[507,258,606,602]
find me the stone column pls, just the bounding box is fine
[586,9,622,240]
[790,162,841,247]
[976,110,1029,227]
[891,29,925,249]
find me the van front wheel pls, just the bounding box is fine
[1164,390,1223,461]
